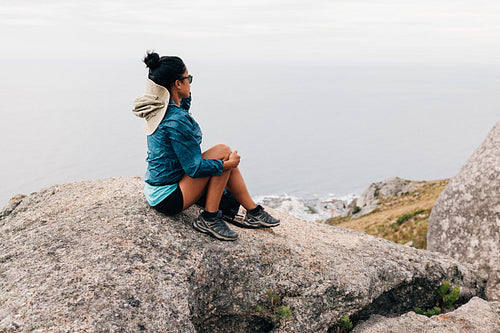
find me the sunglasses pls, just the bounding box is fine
[179,75,193,84]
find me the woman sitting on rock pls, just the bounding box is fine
[133,51,279,241]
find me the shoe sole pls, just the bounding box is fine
[193,219,238,241]
[257,221,280,227]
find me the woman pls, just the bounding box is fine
[133,52,280,241]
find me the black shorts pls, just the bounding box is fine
[152,185,184,216]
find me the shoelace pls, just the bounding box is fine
[207,212,231,229]
[256,210,273,222]
[214,220,235,236]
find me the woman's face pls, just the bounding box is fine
[178,68,191,98]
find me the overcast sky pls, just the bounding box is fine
[1,0,499,204]
[2,0,500,65]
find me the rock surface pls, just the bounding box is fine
[428,121,500,301]
[341,198,358,217]
[0,177,487,332]
[352,297,500,333]
[0,194,26,220]
[355,177,416,216]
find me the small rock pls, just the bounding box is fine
[353,297,500,333]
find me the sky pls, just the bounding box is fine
[1,0,500,65]
[0,0,499,205]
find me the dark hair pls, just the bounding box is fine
[143,51,186,92]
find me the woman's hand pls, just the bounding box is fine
[223,150,240,170]
[229,150,240,167]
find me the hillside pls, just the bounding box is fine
[324,179,449,249]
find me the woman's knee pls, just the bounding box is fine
[203,143,232,160]
[214,143,231,156]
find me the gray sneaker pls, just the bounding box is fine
[193,210,238,241]
[244,205,280,228]
[225,213,260,229]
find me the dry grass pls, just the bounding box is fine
[325,179,449,249]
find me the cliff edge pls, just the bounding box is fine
[0,177,487,332]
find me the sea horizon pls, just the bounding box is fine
[1,59,498,207]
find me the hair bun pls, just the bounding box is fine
[144,51,160,70]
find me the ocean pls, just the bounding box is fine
[1,58,498,208]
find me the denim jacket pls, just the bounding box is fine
[145,95,223,186]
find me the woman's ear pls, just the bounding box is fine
[173,79,181,90]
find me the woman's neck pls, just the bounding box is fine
[170,93,181,107]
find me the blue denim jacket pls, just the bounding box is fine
[145,96,223,186]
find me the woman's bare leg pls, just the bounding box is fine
[226,167,258,211]
[202,143,232,161]
[179,176,210,210]
[204,169,231,211]
[179,170,233,211]
[178,143,260,213]
[225,167,280,227]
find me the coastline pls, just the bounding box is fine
[256,193,358,221]
[1,187,358,223]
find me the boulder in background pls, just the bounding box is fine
[428,121,500,301]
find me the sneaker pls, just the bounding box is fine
[193,210,238,241]
[224,212,260,229]
[243,205,280,228]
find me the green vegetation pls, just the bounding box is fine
[394,209,425,226]
[438,281,460,310]
[414,306,441,317]
[334,316,353,332]
[266,288,280,307]
[256,288,293,321]
[352,206,361,214]
[273,305,292,320]
[414,281,461,317]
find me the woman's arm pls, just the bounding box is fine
[168,120,223,178]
